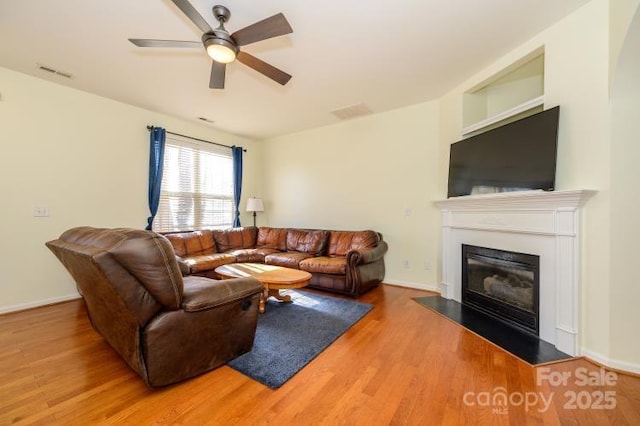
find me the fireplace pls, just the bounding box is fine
[435,189,595,356]
[462,244,539,335]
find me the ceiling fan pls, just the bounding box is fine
[129,0,293,89]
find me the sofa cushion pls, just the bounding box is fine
[183,253,236,273]
[165,230,217,257]
[286,229,329,255]
[226,247,280,263]
[256,227,288,251]
[212,227,257,252]
[299,256,346,275]
[264,252,314,269]
[327,230,380,257]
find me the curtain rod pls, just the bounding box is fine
[146,125,246,152]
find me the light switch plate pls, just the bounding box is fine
[33,206,50,217]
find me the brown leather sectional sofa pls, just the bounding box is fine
[164,226,388,297]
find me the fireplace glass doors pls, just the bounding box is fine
[462,244,540,335]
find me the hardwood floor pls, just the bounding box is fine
[1,284,639,425]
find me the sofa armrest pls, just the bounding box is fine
[175,256,192,276]
[347,240,389,266]
[181,276,262,312]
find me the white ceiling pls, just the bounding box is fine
[0,0,591,140]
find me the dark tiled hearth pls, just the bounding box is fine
[414,295,573,365]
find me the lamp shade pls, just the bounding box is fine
[246,198,264,212]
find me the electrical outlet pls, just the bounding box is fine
[403,259,410,269]
[423,260,431,270]
[404,208,411,217]
[33,206,50,217]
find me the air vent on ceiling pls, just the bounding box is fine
[330,103,373,120]
[37,64,73,79]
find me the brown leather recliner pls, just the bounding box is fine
[46,226,263,387]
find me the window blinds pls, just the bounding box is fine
[153,136,234,232]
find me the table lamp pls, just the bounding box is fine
[246,197,264,227]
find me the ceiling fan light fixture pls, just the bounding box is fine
[204,35,238,64]
[131,2,293,89]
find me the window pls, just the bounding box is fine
[153,136,234,232]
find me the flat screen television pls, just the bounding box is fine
[447,106,560,198]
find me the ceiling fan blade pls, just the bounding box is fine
[209,61,226,89]
[237,51,291,86]
[170,0,213,33]
[231,13,293,47]
[128,39,202,48]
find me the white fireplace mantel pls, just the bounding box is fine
[434,189,595,356]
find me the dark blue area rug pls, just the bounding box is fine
[228,290,373,389]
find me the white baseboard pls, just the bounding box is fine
[0,293,81,315]
[383,280,440,293]
[580,348,640,375]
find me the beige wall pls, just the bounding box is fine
[262,102,441,290]
[609,0,640,79]
[609,4,640,370]
[0,66,263,312]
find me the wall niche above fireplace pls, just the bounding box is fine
[462,47,545,136]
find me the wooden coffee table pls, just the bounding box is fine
[214,263,312,313]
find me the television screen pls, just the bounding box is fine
[447,106,560,198]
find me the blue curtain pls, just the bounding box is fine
[146,127,166,230]
[232,146,243,227]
